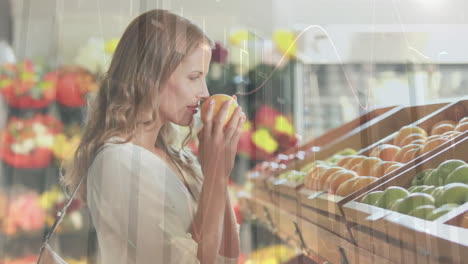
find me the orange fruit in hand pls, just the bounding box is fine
[328,170,358,194]
[201,94,238,124]
[394,126,427,147]
[431,123,455,135]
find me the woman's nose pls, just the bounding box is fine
[200,80,210,99]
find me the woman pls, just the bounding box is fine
[64,9,244,264]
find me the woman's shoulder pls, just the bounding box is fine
[90,138,168,172]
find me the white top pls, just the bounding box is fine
[87,138,239,264]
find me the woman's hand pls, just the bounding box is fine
[198,97,245,183]
[193,96,244,263]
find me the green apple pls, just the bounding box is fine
[436,183,468,206]
[408,205,436,220]
[431,186,445,201]
[421,186,436,195]
[389,198,404,211]
[361,191,384,206]
[396,193,435,214]
[338,148,357,156]
[377,186,410,209]
[423,170,440,186]
[437,160,466,185]
[438,203,459,211]
[279,170,307,183]
[300,162,316,173]
[445,165,468,185]
[426,204,458,221]
[409,185,428,193]
[412,169,434,186]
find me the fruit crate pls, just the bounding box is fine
[248,105,400,201]
[266,101,449,209]
[342,136,468,264]
[271,101,467,238]
[295,100,467,217]
[339,99,468,204]
[289,102,449,171]
[268,102,450,206]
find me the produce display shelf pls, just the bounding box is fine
[248,106,401,194]
[257,101,447,193]
[239,193,395,264]
[288,101,449,171]
[342,136,468,264]
[267,100,467,221]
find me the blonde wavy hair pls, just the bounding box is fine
[63,9,213,201]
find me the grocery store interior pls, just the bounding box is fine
[0,0,468,263]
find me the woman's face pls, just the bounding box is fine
[159,44,212,126]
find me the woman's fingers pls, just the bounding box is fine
[212,99,232,136]
[224,107,242,140]
[231,113,246,146]
[202,99,215,138]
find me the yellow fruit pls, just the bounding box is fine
[335,177,361,197]
[420,137,449,155]
[304,164,330,190]
[201,94,238,124]
[384,163,404,175]
[355,157,382,176]
[433,120,457,127]
[458,117,468,125]
[394,126,428,147]
[337,155,355,167]
[394,144,424,163]
[317,167,344,190]
[370,144,401,162]
[442,130,462,140]
[343,156,366,170]
[328,170,358,194]
[411,139,427,145]
[372,161,400,178]
[455,122,468,133]
[400,146,422,163]
[400,133,427,146]
[431,123,455,135]
[351,176,378,193]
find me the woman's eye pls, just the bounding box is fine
[189,76,200,81]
